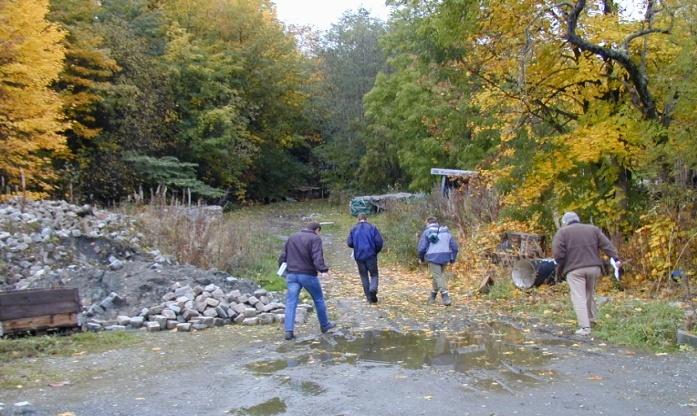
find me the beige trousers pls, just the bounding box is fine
[428,263,448,293]
[566,266,602,328]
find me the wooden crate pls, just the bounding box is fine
[0,288,81,336]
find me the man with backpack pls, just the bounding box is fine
[417,216,459,306]
[347,214,384,304]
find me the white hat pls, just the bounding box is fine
[561,211,580,226]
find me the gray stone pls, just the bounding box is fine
[204,283,218,292]
[145,322,161,332]
[274,314,285,324]
[238,294,249,304]
[116,315,131,326]
[233,314,246,324]
[211,288,225,299]
[215,305,229,318]
[183,310,200,321]
[242,317,259,325]
[259,296,270,305]
[86,322,103,331]
[166,320,179,330]
[195,301,207,313]
[162,292,177,302]
[105,325,126,331]
[233,303,248,315]
[192,323,208,331]
[243,308,258,318]
[176,323,192,332]
[99,296,113,310]
[175,295,191,304]
[213,318,226,326]
[165,302,181,314]
[206,297,220,307]
[203,308,218,318]
[254,302,265,312]
[262,303,284,313]
[193,286,203,296]
[109,258,124,270]
[152,314,168,329]
[147,305,165,316]
[258,313,275,325]
[129,316,144,328]
[254,289,269,297]
[161,309,176,319]
[174,285,194,298]
[247,296,260,305]
[200,317,215,326]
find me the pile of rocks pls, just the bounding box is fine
[0,199,148,289]
[84,282,298,333]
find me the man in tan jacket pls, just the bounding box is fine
[552,212,621,336]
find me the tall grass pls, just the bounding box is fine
[131,204,285,291]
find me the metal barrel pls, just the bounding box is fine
[511,259,557,289]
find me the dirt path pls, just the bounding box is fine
[1,212,696,416]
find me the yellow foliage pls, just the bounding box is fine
[0,0,67,194]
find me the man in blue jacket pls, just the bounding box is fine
[347,214,384,304]
[417,216,458,306]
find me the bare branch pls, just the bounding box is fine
[563,0,659,119]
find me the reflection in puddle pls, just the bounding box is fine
[250,324,562,391]
[279,378,326,396]
[313,327,552,374]
[228,397,286,415]
[246,356,309,375]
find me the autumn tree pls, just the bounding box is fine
[0,0,66,196]
[48,0,120,199]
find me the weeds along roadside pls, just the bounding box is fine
[123,203,286,291]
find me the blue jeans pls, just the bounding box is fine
[284,273,330,333]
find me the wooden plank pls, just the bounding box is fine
[2,313,79,334]
[0,288,79,306]
[0,300,81,321]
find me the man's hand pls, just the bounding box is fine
[319,272,329,278]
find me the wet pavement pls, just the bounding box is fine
[1,216,697,415]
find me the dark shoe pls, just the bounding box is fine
[369,290,378,304]
[427,291,437,304]
[284,331,295,340]
[441,291,451,306]
[321,322,336,333]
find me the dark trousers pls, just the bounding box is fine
[355,256,379,300]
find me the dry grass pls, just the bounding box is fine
[124,203,284,290]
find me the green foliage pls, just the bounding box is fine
[124,154,225,198]
[595,301,684,352]
[376,198,437,268]
[486,279,516,300]
[312,9,387,192]
[362,0,495,192]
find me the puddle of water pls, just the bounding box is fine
[279,378,326,396]
[228,397,286,416]
[311,328,553,374]
[253,325,560,391]
[245,356,309,375]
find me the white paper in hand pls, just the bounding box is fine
[610,258,620,281]
[276,262,287,276]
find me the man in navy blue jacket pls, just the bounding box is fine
[347,214,384,304]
